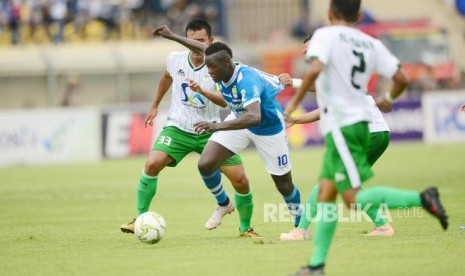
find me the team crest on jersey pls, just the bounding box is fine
[181,82,206,109]
[232,86,239,98]
[177,69,185,76]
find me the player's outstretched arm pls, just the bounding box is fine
[152,25,206,56]
[193,101,261,134]
[285,109,320,128]
[145,70,173,127]
[187,79,227,107]
[376,68,409,113]
[284,60,322,115]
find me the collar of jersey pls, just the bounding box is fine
[222,63,242,88]
[188,52,206,71]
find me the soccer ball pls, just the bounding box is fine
[134,211,167,244]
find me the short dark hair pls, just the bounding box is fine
[205,42,233,58]
[330,0,361,23]
[185,18,212,37]
[303,33,312,44]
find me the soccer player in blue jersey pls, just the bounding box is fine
[152,25,303,229]
[193,42,302,229]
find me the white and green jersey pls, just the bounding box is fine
[307,25,399,135]
[164,51,220,134]
[365,94,389,133]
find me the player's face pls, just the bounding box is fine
[205,55,229,83]
[186,29,213,47]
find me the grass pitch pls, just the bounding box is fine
[1,142,464,275]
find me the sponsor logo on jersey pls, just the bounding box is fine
[177,69,185,76]
[181,82,206,109]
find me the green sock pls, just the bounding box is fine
[358,187,386,227]
[364,205,387,227]
[297,184,319,230]
[356,186,422,210]
[235,191,253,233]
[310,202,338,267]
[136,172,158,215]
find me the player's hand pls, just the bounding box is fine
[187,79,202,94]
[284,114,296,128]
[193,121,217,134]
[144,107,159,127]
[152,25,174,38]
[375,95,393,113]
[278,73,293,87]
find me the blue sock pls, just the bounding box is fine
[201,170,229,206]
[283,185,302,227]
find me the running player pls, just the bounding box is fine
[288,1,447,274]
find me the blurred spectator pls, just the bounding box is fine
[0,0,219,44]
[98,0,121,40]
[72,0,90,39]
[291,11,309,38]
[6,0,21,44]
[26,0,43,43]
[0,1,8,36]
[165,0,190,34]
[49,0,67,43]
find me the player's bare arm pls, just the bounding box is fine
[145,70,173,127]
[375,68,409,113]
[285,59,323,115]
[187,79,227,107]
[152,25,207,56]
[193,101,261,134]
[285,109,321,128]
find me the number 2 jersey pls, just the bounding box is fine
[307,25,399,135]
[164,51,220,134]
[216,63,285,136]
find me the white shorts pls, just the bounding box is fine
[209,127,292,176]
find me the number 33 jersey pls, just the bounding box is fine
[165,51,220,134]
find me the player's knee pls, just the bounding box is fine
[198,158,215,176]
[230,173,249,193]
[144,159,162,176]
[272,174,294,196]
[276,181,294,196]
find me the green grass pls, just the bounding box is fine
[1,142,464,275]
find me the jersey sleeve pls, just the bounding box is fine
[373,40,400,78]
[306,28,335,64]
[240,71,263,108]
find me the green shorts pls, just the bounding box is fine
[152,126,242,167]
[367,131,390,166]
[319,122,373,193]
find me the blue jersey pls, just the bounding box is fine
[217,64,284,136]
